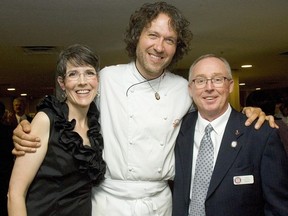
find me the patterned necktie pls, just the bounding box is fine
[189,123,214,216]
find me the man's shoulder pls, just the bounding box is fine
[181,110,197,128]
[165,71,188,84]
[230,109,275,134]
[99,63,131,82]
[162,72,189,96]
[100,63,130,73]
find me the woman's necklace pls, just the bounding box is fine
[135,63,163,100]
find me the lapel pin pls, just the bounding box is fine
[235,130,240,135]
[231,141,237,148]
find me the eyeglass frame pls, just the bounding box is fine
[191,76,231,88]
[64,70,98,81]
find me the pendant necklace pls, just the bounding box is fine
[147,78,161,100]
[135,63,163,100]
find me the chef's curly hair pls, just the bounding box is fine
[124,2,193,69]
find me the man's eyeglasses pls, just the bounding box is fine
[65,70,97,81]
[191,76,230,88]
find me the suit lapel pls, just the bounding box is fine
[178,112,198,202]
[206,109,245,199]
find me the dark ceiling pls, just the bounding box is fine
[0,0,288,99]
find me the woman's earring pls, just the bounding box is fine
[61,90,67,100]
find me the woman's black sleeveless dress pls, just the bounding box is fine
[26,96,106,216]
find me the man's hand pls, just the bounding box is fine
[242,107,278,129]
[12,120,41,156]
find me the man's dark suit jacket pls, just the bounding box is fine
[173,108,288,216]
[9,113,33,128]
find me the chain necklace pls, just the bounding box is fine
[147,78,161,100]
[135,63,163,100]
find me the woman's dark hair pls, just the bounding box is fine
[124,2,193,69]
[57,44,100,78]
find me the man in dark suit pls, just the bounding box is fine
[7,97,33,128]
[172,54,288,216]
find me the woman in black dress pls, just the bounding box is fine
[8,44,105,216]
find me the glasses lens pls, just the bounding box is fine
[193,77,227,88]
[65,71,97,80]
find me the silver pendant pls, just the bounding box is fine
[155,92,160,100]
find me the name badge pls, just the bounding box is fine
[233,175,254,185]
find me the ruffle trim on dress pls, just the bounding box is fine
[37,95,106,186]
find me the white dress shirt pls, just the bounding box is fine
[190,105,232,198]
